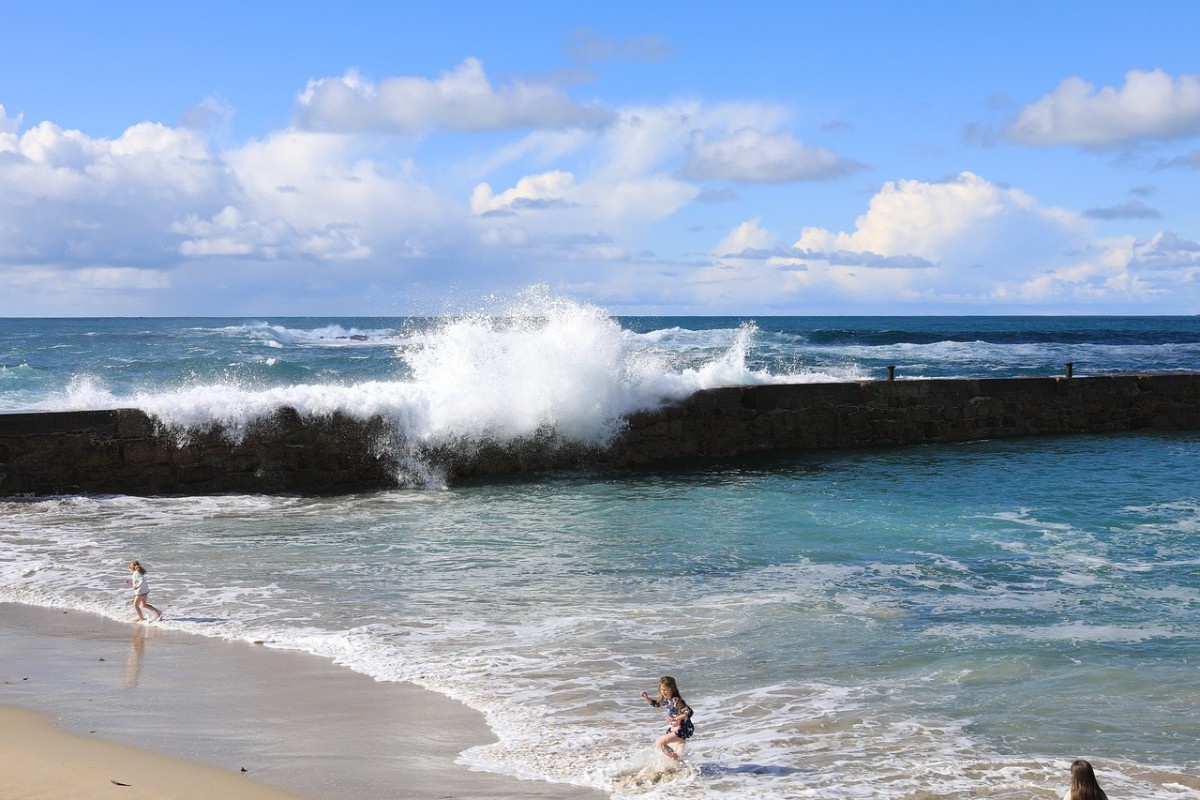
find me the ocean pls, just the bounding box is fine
[2,296,1199,799]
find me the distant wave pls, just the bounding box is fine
[219,322,416,348]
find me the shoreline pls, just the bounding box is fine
[0,602,608,800]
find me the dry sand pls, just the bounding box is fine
[0,603,608,800]
[0,705,306,800]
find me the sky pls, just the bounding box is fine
[2,1,1200,317]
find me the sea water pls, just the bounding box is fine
[2,294,1199,799]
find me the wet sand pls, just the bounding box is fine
[0,603,608,800]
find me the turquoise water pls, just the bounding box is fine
[2,303,1199,798]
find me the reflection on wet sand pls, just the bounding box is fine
[122,623,151,688]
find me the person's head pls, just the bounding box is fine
[1069,759,1107,800]
[658,676,680,699]
[129,560,145,574]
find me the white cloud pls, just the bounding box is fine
[0,112,460,285]
[682,128,864,183]
[583,174,1200,313]
[714,218,773,256]
[294,59,615,134]
[0,81,873,314]
[688,173,1110,309]
[13,49,1195,317]
[474,128,594,176]
[218,130,452,260]
[0,118,228,266]
[1007,68,1200,148]
[994,231,1200,305]
[465,102,841,257]
[472,171,578,216]
[794,172,1081,267]
[0,104,21,134]
[1129,230,1200,271]
[470,105,706,231]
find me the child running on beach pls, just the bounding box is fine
[124,560,163,623]
[640,675,694,761]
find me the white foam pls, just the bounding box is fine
[4,489,1199,800]
[30,294,841,468]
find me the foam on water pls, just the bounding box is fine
[5,456,1200,800]
[21,296,850,479]
[5,309,1200,799]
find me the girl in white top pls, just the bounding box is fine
[124,560,163,622]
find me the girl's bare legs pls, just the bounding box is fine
[134,595,162,622]
[655,732,684,761]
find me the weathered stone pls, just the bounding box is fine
[1,374,1199,496]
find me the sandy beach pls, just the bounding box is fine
[0,603,608,800]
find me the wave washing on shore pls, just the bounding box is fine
[3,297,1200,799]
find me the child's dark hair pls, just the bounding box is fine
[1068,760,1109,800]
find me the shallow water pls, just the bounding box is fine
[3,304,1199,798]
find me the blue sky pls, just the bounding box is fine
[2,1,1199,316]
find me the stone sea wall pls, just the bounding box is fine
[1,373,1198,497]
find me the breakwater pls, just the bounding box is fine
[1,373,1198,496]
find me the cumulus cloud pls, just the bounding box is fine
[171,206,372,261]
[692,171,1200,311]
[688,172,1100,308]
[1129,231,1200,270]
[681,128,864,183]
[471,171,578,216]
[20,45,1196,317]
[718,244,936,270]
[714,218,773,257]
[793,172,1081,264]
[470,168,695,264]
[0,106,464,301]
[219,130,453,257]
[0,117,228,267]
[469,105,707,234]
[1007,68,1200,148]
[294,59,615,134]
[470,104,859,246]
[713,218,930,271]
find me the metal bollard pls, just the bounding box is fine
[1065,362,1073,378]
[887,365,896,381]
